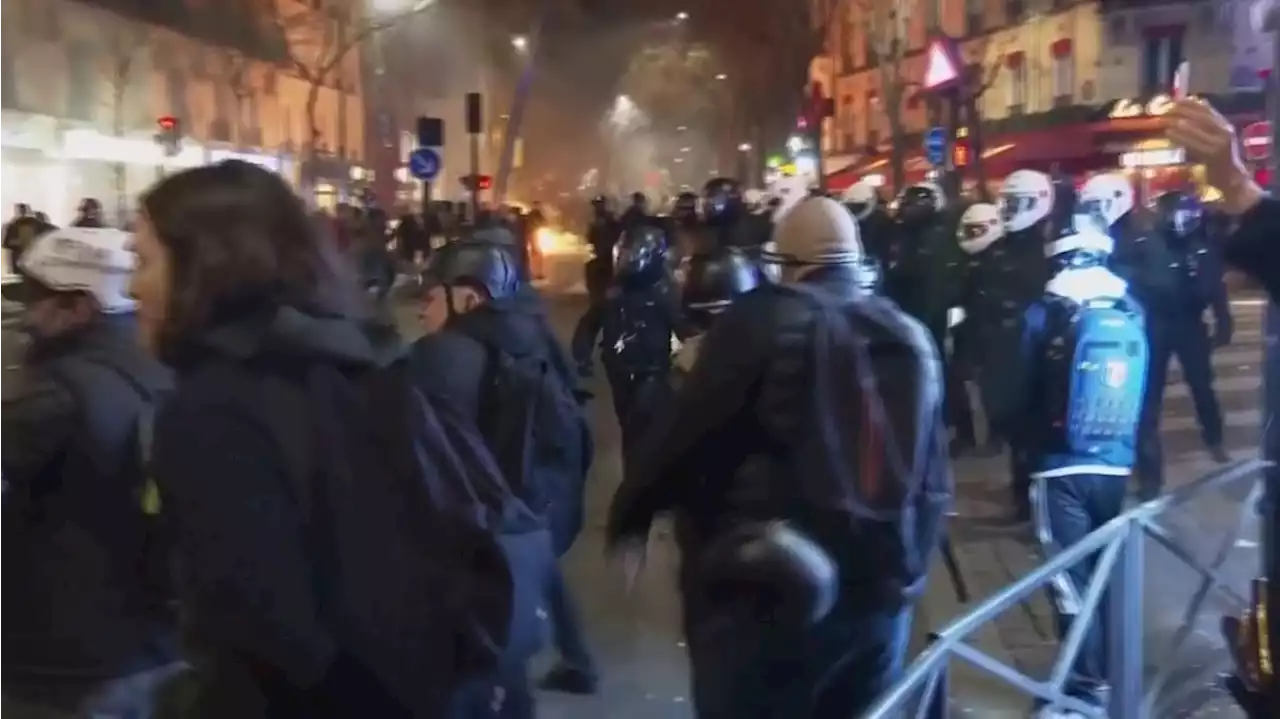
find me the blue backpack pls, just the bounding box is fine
[1050,298,1149,455]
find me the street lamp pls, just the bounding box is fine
[675,11,689,21]
[738,142,752,152]
[511,35,528,51]
[680,146,691,153]
[676,125,688,132]
[715,73,727,81]
[674,157,684,163]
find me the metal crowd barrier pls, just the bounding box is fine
[864,458,1271,719]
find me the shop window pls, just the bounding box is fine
[1142,26,1185,95]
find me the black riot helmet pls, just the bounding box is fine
[419,239,520,300]
[681,246,760,330]
[1154,190,1204,240]
[673,191,699,223]
[700,521,838,627]
[702,177,743,227]
[895,183,944,225]
[590,194,609,216]
[613,224,666,285]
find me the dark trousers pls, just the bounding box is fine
[1136,317,1224,495]
[545,566,595,674]
[448,663,533,719]
[1029,472,1128,706]
[945,352,977,446]
[1009,440,1034,516]
[606,369,660,453]
[684,604,912,719]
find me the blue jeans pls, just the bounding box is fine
[3,662,188,719]
[546,566,595,674]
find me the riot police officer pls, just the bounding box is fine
[702,177,751,250]
[583,195,620,301]
[989,170,1056,520]
[841,181,894,271]
[888,182,974,454]
[571,225,685,450]
[1135,190,1232,500]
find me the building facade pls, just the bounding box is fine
[1,0,368,225]
[808,0,1270,194]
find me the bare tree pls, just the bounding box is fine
[267,0,433,188]
[96,18,150,220]
[698,0,840,187]
[858,0,918,191]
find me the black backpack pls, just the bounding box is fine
[262,359,554,715]
[477,342,592,554]
[787,285,954,608]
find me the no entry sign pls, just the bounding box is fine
[1242,121,1272,161]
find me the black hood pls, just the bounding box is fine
[194,305,405,372]
[444,290,545,358]
[444,288,578,387]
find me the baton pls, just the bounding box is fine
[940,535,971,603]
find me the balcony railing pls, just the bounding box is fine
[865,458,1270,718]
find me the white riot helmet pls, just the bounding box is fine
[840,181,878,221]
[957,203,1004,255]
[1077,173,1135,231]
[999,170,1054,233]
[16,227,137,313]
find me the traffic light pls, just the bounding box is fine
[154,115,182,157]
[460,174,493,191]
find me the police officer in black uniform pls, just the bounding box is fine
[1134,190,1232,500]
[888,183,975,454]
[702,177,753,252]
[571,225,685,450]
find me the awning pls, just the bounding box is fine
[825,163,862,193]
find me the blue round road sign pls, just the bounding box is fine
[408,147,441,181]
[923,127,947,166]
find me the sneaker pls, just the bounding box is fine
[539,664,599,695]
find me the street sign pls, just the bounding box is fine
[921,36,962,92]
[924,127,947,166]
[1242,121,1273,161]
[408,147,441,181]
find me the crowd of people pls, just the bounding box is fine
[2,96,1278,719]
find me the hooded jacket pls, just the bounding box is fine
[409,288,589,552]
[151,305,415,719]
[4,315,177,679]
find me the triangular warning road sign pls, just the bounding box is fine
[922,38,960,91]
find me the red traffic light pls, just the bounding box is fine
[461,174,493,191]
[157,115,178,132]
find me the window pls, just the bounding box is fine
[865,91,880,146]
[965,0,984,35]
[1142,26,1185,95]
[1051,41,1074,104]
[1005,0,1026,23]
[1007,53,1027,115]
[924,0,941,34]
[66,42,95,121]
[839,13,855,73]
[863,22,877,66]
